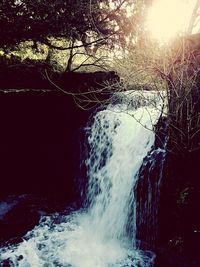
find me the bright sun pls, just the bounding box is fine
[146,0,196,42]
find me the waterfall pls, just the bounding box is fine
[0,91,163,267]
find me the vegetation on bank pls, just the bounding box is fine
[0,0,145,72]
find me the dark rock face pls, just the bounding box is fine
[136,117,168,250]
[136,115,200,267]
[0,91,79,199]
[56,71,120,91]
[0,64,120,92]
[0,90,90,203]
[154,152,200,267]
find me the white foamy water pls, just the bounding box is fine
[0,93,162,267]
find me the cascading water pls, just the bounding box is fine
[0,91,163,267]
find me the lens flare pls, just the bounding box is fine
[146,0,195,42]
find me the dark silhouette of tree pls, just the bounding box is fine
[0,0,141,52]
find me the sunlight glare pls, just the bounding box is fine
[146,0,195,42]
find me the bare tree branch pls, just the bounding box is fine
[187,0,200,34]
[43,35,114,51]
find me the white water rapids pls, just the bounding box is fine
[0,92,163,267]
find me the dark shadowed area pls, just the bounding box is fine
[0,91,88,202]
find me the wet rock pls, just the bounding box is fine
[0,197,40,245]
[155,244,200,267]
[136,116,168,250]
[136,114,200,266]
[0,258,14,267]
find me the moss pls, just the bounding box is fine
[177,187,192,205]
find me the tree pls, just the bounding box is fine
[0,0,145,72]
[110,0,200,155]
[0,1,142,51]
[187,0,200,34]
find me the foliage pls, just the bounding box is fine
[0,0,146,71]
[111,30,200,155]
[168,44,200,154]
[0,0,142,50]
